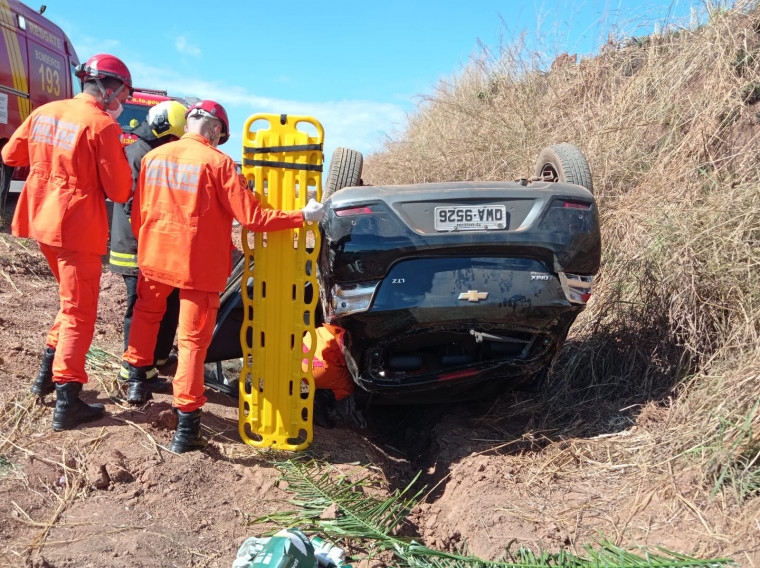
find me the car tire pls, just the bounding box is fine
[534,143,593,193]
[322,147,363,203]
[220,255,249,306]
[0,151,13,209]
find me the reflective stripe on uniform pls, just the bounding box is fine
[109,250,137,267]
[119,365,158,379]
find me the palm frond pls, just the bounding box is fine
[249,459,736,568]
[252,459,422,550]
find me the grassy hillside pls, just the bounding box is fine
[364,3,760,507]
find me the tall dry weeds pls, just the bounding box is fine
[364,3,760,501]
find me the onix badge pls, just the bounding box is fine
[458,290,488,303]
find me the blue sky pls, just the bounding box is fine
[48,0,700,162]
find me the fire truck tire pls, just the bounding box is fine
[322,147,363,203]
[0,154,13,208]
[534,143,593,194]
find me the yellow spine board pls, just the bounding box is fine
[238,114,323,450]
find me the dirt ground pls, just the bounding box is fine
[0,201,757,568]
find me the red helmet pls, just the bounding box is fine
[75,53,132,92]
[185,100,229,144]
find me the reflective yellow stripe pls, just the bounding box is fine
[119,366,158,379]
[0,8,18,94]
[0,0,31,118]
[0,3,12,30]
[109,251,138,267]
[0,30,16,89]
[110,261,138,268]
[110,260,138,267]
[1,1,23,90]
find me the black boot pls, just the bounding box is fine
[169,409,207,454]
[118,361,170,393]
[123,363,155,404]
[154,353,178,374]
[52,382,105,431]
[333,394,368,429]
[30,347,56,397]
[313,389,336,428]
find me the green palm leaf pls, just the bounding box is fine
[249,459,735,568]
[253,459,422,547]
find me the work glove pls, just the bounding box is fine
[302,198,325,223]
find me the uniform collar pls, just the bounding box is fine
[182,132,213,147]
[75,92,104,110]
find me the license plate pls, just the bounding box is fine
[434,205,508,231]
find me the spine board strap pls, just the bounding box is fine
[243,159,322,172]
[243,143,323,154]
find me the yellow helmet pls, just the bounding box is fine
[147,100,188,139]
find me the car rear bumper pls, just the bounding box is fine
[323,254,588,399]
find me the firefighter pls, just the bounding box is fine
[1,54,133,430]
[121,100,325,453]
[109,100,188,392]
[307,324,367,429]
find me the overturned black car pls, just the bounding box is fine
[205,143,601,403]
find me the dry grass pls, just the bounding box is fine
[365,1,760,505]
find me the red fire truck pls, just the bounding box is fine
[0,1,80,203]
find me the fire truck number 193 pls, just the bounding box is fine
[38,64,60,96]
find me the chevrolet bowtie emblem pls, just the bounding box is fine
[458,290,488,302]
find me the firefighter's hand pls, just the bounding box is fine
[302,198,325,223]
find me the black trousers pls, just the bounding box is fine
[122,274,180,361]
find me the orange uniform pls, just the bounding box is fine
[2,93,131,384]
[131,132,303,292]
[125,133,304,411]
[4,93,132,255]
[309,325,354,400]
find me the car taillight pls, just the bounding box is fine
[538,198,596,234]
[564,273,593,304]
[335,206,373,217]
[562,201,591,209]
[329,280,381,317]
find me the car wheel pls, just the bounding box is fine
[534,143,593,193]
[0,151,13,210]
[323,147,363,203]
[220,255,249,306]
